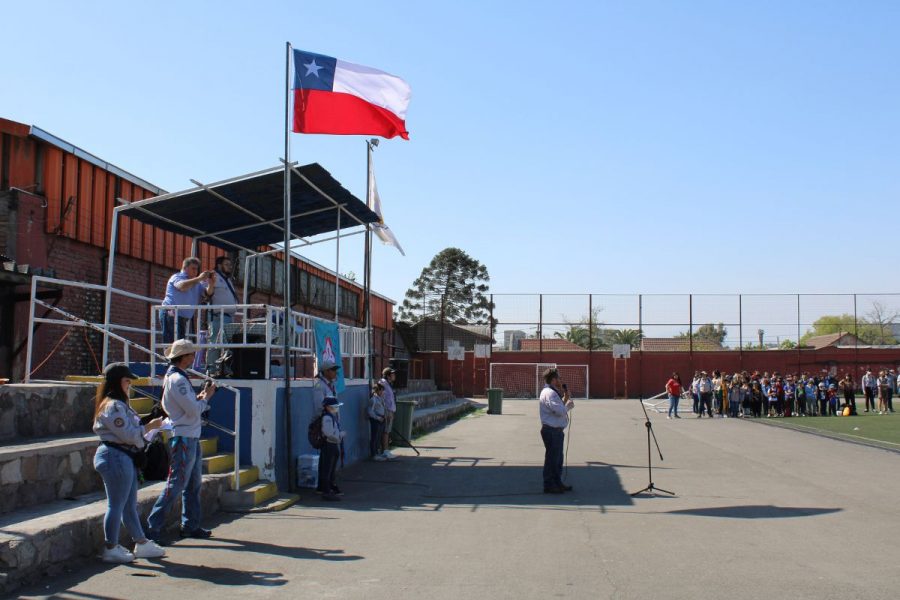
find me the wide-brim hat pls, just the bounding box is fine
[165,339,199,360]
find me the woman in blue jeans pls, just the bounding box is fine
[666,372,683,418]
[93,363,166,563]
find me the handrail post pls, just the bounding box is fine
[234,388,241,491]
[24,276,39,382]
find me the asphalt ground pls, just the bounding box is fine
[14,399,900,600]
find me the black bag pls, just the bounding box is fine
[308,413,326,449]
[141,438,170,481]
[103,441,147,470]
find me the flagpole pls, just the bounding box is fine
[365,140,375,383]
[283,41,295,492]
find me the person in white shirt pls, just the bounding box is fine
[539,368,574,494]
[862,370,877,412]
[378,368,398,460]
[205,256,240,371]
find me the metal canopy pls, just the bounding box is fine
[118,163,379,251]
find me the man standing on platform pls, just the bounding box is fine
[146,340,216,543]
[379,367,398,461]
[205,256,239,371]
[161,258,214,344]
[539,368,574,494]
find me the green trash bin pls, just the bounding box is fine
[487,388,503,415]
[392,398,416,443]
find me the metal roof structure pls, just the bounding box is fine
[117,162,380,253]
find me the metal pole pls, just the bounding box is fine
[539,294,543,360]
[335,208,341,322]
[689,294,693,354]
[24,276,38,382]
[283,41,294,491]
[364,140,375,381]
[102,206,121,365]
[638,294,643,398]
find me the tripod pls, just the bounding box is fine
[630,396,674,497]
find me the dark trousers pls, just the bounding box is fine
[540,425,565,489]
[888,388,894,411]
[864,388,876,411]
[820,399,829,416]
[317,442,340,493]
[162,313,192,344]
[699,392,713,416]
[369,418,385,457]
[692,393,699,414]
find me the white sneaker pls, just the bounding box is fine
[101,545,135,563]
[384,451,398,461]
[134,539,166,559]
[373,453,387,462]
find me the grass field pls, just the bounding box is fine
[759,411,900,449]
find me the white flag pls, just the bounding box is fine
[367,159,405,256]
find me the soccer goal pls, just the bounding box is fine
[489,362,589,399]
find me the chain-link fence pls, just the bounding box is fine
[403,293,900,353]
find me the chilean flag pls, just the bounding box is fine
[292,49,411,140]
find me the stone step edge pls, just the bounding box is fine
[411,399,479,433]
[0,470,234,595]
[0,433,97,462]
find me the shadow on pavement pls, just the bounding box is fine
[316,456,634,511]
[125,559,286,587]
[665,505,842,519]
[178,537,363,561]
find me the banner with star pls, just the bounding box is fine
[292,49,411,140]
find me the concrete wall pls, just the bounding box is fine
[0,383,95,441]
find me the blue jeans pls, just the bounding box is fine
[161,312,192,344]
[668,394,679,417]
[94,444,145,545]
[540,425,565,489]
[369,418,385,457]
[146,436,203,535]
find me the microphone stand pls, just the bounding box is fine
[631,395,674,497]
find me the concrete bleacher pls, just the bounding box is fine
[399,380,479,435]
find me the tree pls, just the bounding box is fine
[397,248,493,324]
[607,328,644,349]
[779,339,797,350]
[676,322,727,345]
[799,311,896,346]
[554,308,606,350]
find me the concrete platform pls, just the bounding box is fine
[13,399,900,600]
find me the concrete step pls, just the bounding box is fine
[403,379,438,393]
[235,493,300,513]
[0,434,100,515]
[200,437,218,455]
[411,398,479,434]
[220,480,278,510]
[397,390,456,410]
[202,453,235,474]
[129,396,155,415]
[229,466,260,490]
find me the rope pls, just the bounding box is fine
[81,327,101,374]
[29,329,73,377]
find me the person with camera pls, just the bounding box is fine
[93,362,167,562]
[539,368,574,494]
[160,257,216,344]
[145,340,217,543]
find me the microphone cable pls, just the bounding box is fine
[563,402,572,483]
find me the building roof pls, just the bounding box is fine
[640,337,724,352]
[803,332,862,350]
[519,338,585,352]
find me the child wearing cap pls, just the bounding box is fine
[317,397,346,501]
[368,382,387,461]
[817,383,828,417]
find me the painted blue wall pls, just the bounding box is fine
[275,382,371,489]
[202,385,253,465]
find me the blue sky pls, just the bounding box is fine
[2,1,898,336]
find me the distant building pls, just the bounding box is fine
[504,330,526,350]
[640,338,725,352]
[404,318,493,352]
[519,338,585,352]
[802,332,863,350]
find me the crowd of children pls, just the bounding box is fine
[666,368,898,419]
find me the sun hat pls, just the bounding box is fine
[165,339,199,360]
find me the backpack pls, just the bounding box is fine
[141,438,170,481]
[308,412,326,449]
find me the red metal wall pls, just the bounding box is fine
[416,349,900,398]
